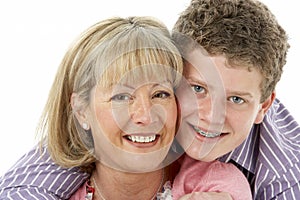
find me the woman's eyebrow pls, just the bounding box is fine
[117,81,173,89]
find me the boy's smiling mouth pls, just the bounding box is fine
[192,126,222,138]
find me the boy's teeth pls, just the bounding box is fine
[127,135,156,143]
[193,126,221,138]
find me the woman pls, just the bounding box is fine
[38,16,183,199]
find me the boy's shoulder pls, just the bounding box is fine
[223,98,300,198]
[228,98,300,172]
[260,98,300,171]
[256,98,300,191]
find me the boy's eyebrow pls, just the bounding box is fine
[227,90,254,98]
[186,75,214,89]
[187,75,255,98]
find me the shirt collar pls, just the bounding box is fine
[218,125,260,174]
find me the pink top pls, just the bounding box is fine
[172,155,252,200]
[69,155,252,200]
[69,181,94,200]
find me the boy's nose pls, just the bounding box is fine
[198,98,213,121]
[198,95,226,129]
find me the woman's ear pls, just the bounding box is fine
[71,93,89,129]
[254,92,276,124]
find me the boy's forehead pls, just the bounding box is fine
[183,51,263,98]
[184,49,256,77]
[183,50,224,86]
[184,48,254,69]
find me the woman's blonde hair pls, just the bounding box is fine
[38,16,183,173]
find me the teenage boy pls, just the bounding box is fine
[171,0,300,199]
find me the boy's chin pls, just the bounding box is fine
[186,145,218,162]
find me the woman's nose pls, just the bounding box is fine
[130,95,152,125]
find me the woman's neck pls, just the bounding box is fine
[91,162,166,200]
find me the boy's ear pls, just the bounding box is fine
[254,92,276,124]
[71,93,89,125]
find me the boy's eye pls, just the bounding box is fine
[111,93,132,102]
[229,96,245,104]
[153,91,171,99]
[191,85,205,93]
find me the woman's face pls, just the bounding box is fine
[82,66,178,172]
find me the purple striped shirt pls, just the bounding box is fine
[219,98,300,199]
[1,98,299,199]
[0,146,89,199]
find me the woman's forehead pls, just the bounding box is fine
[98,63,175,87]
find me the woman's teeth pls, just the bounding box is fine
[127,135,156,143]
[193,126,221,138]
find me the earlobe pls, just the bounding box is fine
[82,123,90,130]
[254,92,276,124]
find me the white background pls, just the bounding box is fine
[0,0,299,175]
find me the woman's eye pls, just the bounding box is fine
[191,85,205,93]
[229,96,245,104]
[153,91,171,99]
[111,94,131,102]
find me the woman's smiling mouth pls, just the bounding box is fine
[125,135,158,143]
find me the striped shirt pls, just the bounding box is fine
[0,98,299,199]
[219,98,300,199]
[0,146,89,200]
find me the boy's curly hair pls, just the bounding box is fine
[173,0,290,101]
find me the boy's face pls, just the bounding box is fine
[176,49,274,161]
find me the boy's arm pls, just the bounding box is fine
[256,163,300,200]
[0,145,89,199]
[257,181,300,200]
